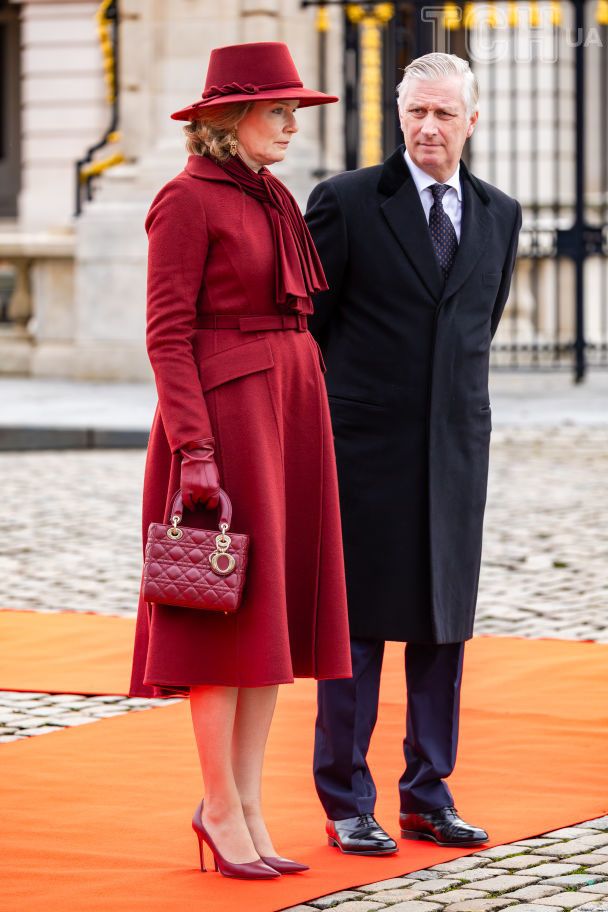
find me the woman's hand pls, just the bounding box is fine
[180,438,221,510]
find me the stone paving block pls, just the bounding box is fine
[57,716,97,727]
[544,828,600,839]
[537,840,608,858]
[376,902,442,912]
[533,893,604,909]
[546,876,607,888]
[430,859,488,874]
[583,884,608,895]
[281,906,318,912]
[474,847,528,861]
[11,718,46,729]
[0,734,21,742]
[407,880,462,894]
[463,907,551,912]
[407,871,456,881]
[514,840,566,848]
[576,837,608,849]
[502,886,564,901]
[309,893,366,910]
[24,706,67,718]
[580,819,608,831]
[465,875,540,892]
[578,905,608,912]
[442,899,518,912]
[359,878,421,893]
[489,855,552,870]
[458,871,510,883]
[432,890,489,904]
[363,890,439,904]
[589,865,608,875]
[312,901,383,912]
[20,725,63,736]
[567,855,608,866]
[526,864,590,878]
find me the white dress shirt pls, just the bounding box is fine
[404,148,463,242]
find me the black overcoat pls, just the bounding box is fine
[305,145,522,644]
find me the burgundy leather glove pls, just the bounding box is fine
[179,437,220,511]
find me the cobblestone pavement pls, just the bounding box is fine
[1,428,607,908]
[1,427,607,638]
[283,821,608,912]
[0,690,179,742]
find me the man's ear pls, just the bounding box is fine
[466,110,479,139]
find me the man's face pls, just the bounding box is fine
[399,76,478,182]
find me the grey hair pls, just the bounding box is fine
[396,53,479,118]
[183,101,253,160]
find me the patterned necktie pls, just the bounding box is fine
[428,183,458,278]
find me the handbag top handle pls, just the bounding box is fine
[168,488,233,531]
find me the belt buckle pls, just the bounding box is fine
[297,314,307,332]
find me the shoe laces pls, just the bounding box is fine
[356,813,376,828]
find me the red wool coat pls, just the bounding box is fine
[129,154,352,696]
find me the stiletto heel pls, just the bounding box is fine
[191,800,280,880]
[196,832,207,872]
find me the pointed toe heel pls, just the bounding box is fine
[191,800,281,880]
[261,855,310,874]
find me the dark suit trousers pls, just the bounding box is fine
[314,637,465,819]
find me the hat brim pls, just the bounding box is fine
[171,87,338,121]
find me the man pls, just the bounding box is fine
[305,53,521,855]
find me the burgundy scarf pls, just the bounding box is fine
[219,154,328,313]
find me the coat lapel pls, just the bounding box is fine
[442,161,492,301]
[378,147,493,304]
[379,147,444,302]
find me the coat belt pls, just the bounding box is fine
[194,314,308,332]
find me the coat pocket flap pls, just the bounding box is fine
[198,337,274,392]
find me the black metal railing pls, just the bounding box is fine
[301,0,608,381]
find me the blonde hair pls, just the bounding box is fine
[396,53,479,118]
[183,102,253,160]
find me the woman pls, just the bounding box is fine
[129,42,352,880]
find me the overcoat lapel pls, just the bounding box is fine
[378,146,493,304]
[442,163,492,301]
[379,148,444,302]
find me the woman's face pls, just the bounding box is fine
[236,100,299,171]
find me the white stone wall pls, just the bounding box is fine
[19,1,110,228]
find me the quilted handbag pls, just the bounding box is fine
[142,489,249,614]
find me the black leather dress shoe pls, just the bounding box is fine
[399,806,489,847]
[327,814,398,856]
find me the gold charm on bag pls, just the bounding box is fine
[209,522,236,576]
[166,514,183,541]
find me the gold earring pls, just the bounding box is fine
[229,132,238,156]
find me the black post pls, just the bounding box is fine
[574,0,586,383]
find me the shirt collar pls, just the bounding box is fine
[404,147,462,201]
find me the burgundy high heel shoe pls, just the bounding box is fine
[260,855,310,874]
[192,801,280,879]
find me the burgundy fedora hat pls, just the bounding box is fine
[171,41,338,121]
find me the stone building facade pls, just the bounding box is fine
[0,0,606,380]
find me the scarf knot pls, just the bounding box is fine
[219,155,328,313]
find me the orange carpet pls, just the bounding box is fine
[1,635,607,912]
[0,609,133,695]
